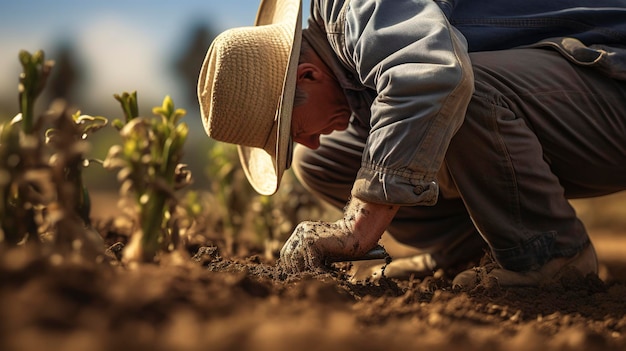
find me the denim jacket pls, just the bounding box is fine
[303,0,626,206]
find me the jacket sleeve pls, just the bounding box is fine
[344,0,474,206]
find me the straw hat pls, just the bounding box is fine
[198,0,302,195]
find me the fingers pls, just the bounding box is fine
[280,239,305,273]
[279,231,304,273]
[279,222,325,274]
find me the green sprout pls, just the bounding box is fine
[18,50,53,134]
[44,107,107,253]
[249,169,329,260]
[46,109,108,227]
[104,93,192,262]
[204,142,327,259]
[0,50,54,244]
[112,91,140,128]
[0,119,37,244]
[205,142,257,255]
[1,49,108,256]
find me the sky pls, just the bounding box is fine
[0,0,310,119]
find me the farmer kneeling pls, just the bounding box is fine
[198,0,626,287]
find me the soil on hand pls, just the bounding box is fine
[1,201,625,351]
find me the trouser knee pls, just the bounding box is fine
[292,144,353,209]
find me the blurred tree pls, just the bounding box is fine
[48,41,83,105]
[172,23,215,115]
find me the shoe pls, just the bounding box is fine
[452,243,598,289]
[368,253,438,280]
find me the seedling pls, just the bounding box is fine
[205,141,329,259]
[205,142,256,254]
[18,50,53,135]
[45,107,107,251]
[104,92,192,262]
[0,50,53,244]
[0,50,108,255]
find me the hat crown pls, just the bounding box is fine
[198,0,301,195]
[201,23,292,155]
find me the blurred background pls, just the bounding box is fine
[0,0,310,190]
[0,0,624,239]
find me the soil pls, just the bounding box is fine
[1,194,626,351]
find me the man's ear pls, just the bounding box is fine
[297,63,321,83]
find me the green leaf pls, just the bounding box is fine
[111,119,125,131]
[152,95,186,125]
[17,50,54,134]
[75,114,108,136]
[114,91,139,123]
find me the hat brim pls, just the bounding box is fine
[238,0,302,195]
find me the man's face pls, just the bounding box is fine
[291,63,351,149]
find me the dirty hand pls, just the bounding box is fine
[279,197,400,273]
[279,220,349,273]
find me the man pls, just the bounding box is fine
[198,0,626,287]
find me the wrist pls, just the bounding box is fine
[339,197,400,254]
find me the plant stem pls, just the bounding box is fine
[140,189,168,260]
